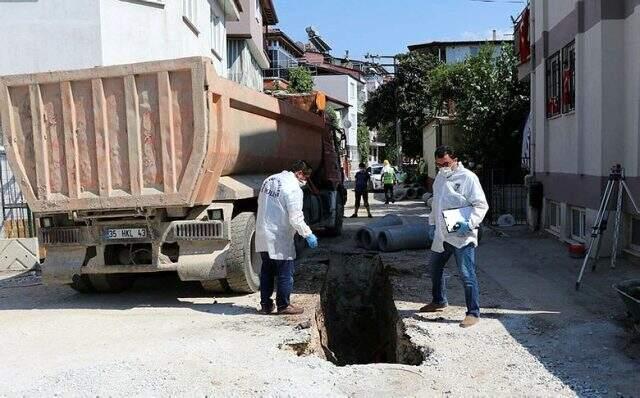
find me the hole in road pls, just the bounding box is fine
[315,253,425,366]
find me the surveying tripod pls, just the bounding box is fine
[576,165,640,290]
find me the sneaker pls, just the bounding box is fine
[459,315,480,328]
[350,214,358,218]
[418,303,448,313]
[277,305,304,315]
[259,304,274,315]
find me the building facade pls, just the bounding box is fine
[521,1,640,255]
[263,27,304,90]
[226,0,278,91]
[0,0,241,77]
[408,39,510,64]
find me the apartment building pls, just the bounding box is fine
[226,0,278,91]
[520,1,640,256]
[0,0,240,77]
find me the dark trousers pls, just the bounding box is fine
[430,242,480,317]
[259,252,295,310]
[355,190,370,208]
[384,184,395,203]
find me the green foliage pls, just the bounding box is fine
[432,45,529,169]
[325,106,340,129]
[364,51,441,158]
[287,67,314,93]
[364,45,529,170]
[357,123,370,163]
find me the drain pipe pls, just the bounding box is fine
[378,223,432,252]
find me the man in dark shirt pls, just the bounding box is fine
[350,162,373,218]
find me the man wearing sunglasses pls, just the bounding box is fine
[420,146,488,328]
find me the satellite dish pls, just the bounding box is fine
[343,120,352,129]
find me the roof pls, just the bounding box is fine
[260,0,278,25]
[408,39,512,52]
[265,28,304,57]
[325,95,351,109]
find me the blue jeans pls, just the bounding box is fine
[430,242,480,317]
[259,252,295,310]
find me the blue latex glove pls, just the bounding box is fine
[306,234,318,249]
[453,220,473,236]
[427,224,435,241]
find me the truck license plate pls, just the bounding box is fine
[104,228,148,240]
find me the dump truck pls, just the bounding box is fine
[0,57,345,293]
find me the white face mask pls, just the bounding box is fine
[439,167,454,177]
[298,180,307,187]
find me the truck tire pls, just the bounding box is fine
[225,212,261,294]
[69,274,96,294]
[87,274,135,293]
[201,279,231,294]
[325,191,344,237]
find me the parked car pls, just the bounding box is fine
[367,164,406,191]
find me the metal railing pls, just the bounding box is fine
[0,149,35,238]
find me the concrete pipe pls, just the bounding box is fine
[406,188,418,200]
[377,223,432,252]
[393,188,408,202]
[355,214,404,248]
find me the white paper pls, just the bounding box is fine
[442,206,474,233]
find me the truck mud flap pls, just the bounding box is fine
[41,247,86,285]
[176,240,228,282]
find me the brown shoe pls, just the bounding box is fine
[277,305,304,315]
[459,315,480,328]
[418,303,447,313]
[258,304,274,315]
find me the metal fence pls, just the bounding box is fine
[479,168,528,225]
[0,149,35,238]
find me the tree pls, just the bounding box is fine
[287,67,314,93]
[432,45,529,170]
[363,51,441,158]
[357,123,370,164]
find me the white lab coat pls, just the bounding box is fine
[428,163,489,253]
[255,171,313,260]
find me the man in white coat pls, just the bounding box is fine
[256,160,318,315]
[420,146,489,328]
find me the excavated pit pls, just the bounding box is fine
[314,253,425,366]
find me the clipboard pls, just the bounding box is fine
[442,206,474,233]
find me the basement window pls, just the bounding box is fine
[546,200,561,232]
[570,207,586,242]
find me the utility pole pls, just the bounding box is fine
[365,53,403,167]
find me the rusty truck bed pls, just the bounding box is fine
[0,57,327,213]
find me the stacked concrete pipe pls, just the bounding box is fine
[355,214,404,249]
[377,222,432,252]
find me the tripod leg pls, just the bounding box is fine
[621,180,640,214]
[611,182,624,268]
[576,179,614,289]
[593,181,615,268]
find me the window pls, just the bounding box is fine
[349,81,356,101]
[562,41,576,113]
[183,0,198,34]
[570,207,587,242]
[210,7,225,60]
[630,218,640,251]
[546,52,561,117]
[547,200,561,232]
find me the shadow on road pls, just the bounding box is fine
[0,272,258,315]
